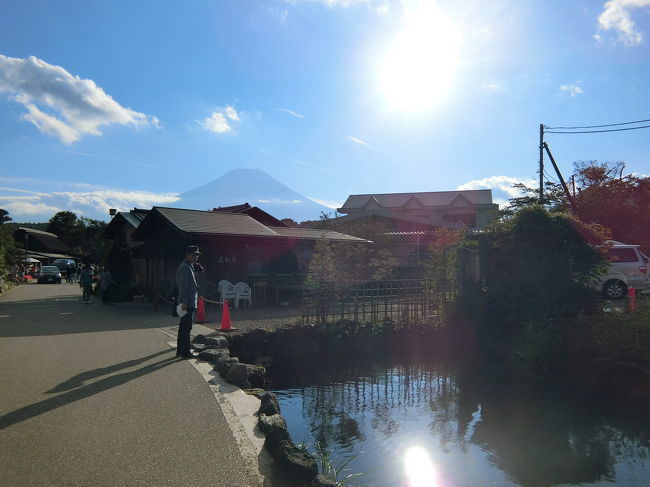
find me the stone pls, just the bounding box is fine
[193,334,228,349]
[193,334,208,344]
[198,348,229,364]
[258,414,287,436]
[255,391,281,416]
[217,357,240,378]
[225,363,252,389]
[275,440,318,484]
[312,474,338,487]
[245,364,266,388]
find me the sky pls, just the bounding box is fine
[1,0,649,222]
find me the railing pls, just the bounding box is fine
[301,279,456,326]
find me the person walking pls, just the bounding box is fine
[100,268,112,304]
[79,264,94,304]
[175,245,200,358]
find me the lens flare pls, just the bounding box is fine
[404,446,437,487]
[378,1,461,111]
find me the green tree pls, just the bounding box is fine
[480,206,606,377]
[46,211,109,263]
[0,209,12,225]
[47,211,79,242]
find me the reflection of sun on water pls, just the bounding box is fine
[404,446,437,487]
[379,1,461,111]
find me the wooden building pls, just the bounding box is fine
[130,206,366,305]
[13,227,74,264]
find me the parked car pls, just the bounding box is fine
[52,258,76,278]
[37,266,62,284]
[598,241,649,299]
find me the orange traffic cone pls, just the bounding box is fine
[220,299,235,331]
[194,296,207,324]
[628,286,637,312]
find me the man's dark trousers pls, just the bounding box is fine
[177,308,195,354]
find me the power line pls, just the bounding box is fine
[546,124,650,134]
[546,118,650,130]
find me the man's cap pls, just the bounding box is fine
[186,245,202,255]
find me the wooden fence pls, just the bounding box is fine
[301,279,456,326]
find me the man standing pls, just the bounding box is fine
[79,265,94,304]
[175,245,200,358]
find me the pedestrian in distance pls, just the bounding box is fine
[79,264,94,304]
[100,268,112,304]
[175,245,201,358]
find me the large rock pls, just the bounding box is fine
[258,414,287,436]
[225,363,251,389]
[217,357,240,378]
[198,348,229,364]
[256,392,281,416]
[274,440,318,484]
[193,335,228,349]
[312,475,337,487]
[245,364,266,388]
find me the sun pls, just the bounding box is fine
[378,2,461,111]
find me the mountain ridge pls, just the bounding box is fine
[172,168,331,221]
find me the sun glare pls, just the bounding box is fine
[404,446,438,487]
[379,2,461,111]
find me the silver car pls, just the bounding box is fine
[599,241,649,299]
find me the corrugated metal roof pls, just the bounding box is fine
[268,227,367,242]
[339,190,494,209]
[18,227,58,238]
[155,207,281,237]
[120,210,148,228]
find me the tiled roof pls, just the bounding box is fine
[268,227,367,242]
[133,207,367,242]
[154,207,280,237]
[339,190,494,210]
[121,209,148,228]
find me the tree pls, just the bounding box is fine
[46,211,109,263]
[47,211,78,241]
[480,206,606,377]
[0,209,12,225]
[505,161,650,252]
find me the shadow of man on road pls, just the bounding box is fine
[46,349,173,394]
[0,354,178,431]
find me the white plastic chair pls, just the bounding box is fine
[234,282,252,309]
[218,280,236,304]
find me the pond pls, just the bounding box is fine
[268,357,650,487]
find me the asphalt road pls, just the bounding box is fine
[0,283,264,487]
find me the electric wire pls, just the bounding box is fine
[546,118,650,130]
[546,124,650,134]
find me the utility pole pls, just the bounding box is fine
[571,175,576,196]
[539,123,544,200]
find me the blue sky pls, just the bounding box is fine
[1,0,649,221]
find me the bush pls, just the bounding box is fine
[476,206,606,376]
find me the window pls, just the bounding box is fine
[607,248,639,263]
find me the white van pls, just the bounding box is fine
[598,241,649,299]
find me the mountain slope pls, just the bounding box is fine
[172,168,331,221]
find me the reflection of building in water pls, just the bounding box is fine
[288,363,650,487]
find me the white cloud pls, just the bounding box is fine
[256,198,302,205]
[458,175,537,200]
[559,83,583,97]
[345,135,379,151]
[199,106,240,134]
[277,107,305,119]
[0,55,159,144]
[308,197,342,209]
[597,0,650,45]
[0,187,179,221]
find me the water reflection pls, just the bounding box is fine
[270,360,650,487]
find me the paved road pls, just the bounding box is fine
[0,283,265,487]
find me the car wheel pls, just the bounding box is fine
[603,280,627,300]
